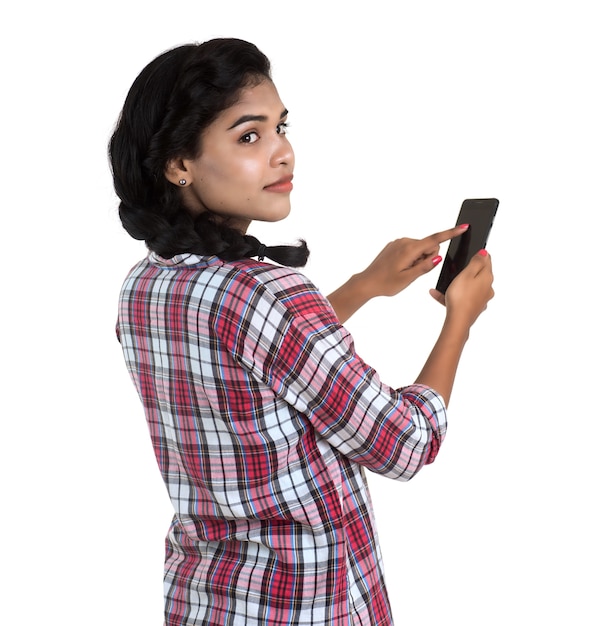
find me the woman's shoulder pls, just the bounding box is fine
[228,260,330,317]
[236,259,315,290]
[192,259,340,342]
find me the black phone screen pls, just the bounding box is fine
[435,198,499,294]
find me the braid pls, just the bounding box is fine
[109,39,309,268]
[249,239,310,267]
[192,214,310,267]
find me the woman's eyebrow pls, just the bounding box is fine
[227,108,289,130]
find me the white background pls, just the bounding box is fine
[2,1,613,624]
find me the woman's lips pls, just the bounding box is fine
[264,176,293,193]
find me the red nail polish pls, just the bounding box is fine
[478,249,488,257]
[432,255,442,265]
[459,223,470,229]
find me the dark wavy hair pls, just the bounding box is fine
[108,38,309,267]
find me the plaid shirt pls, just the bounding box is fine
[117,252,447,626]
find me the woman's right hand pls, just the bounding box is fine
[417,250,494,405]
[430,250,494,330]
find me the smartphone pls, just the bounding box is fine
[435,198,499,294]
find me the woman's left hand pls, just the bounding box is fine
[327,224,468,323]
[358,225,467,297]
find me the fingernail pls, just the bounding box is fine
[432,255,442,265]
[478,249,488,257]
[459,223,470,229]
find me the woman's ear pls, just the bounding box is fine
[164,157,191,186]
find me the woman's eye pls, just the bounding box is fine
[277,122,290,135]
[239,131,259,144]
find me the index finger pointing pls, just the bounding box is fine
[427,224,470,245]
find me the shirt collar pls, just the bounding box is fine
[148,251,214,267]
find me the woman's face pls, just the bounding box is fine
[171,79,294,232]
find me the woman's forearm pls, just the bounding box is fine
[414,316,470,407]
[326,273,374,325]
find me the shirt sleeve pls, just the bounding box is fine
[213,268,447,482]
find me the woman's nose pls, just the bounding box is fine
[271,136,294,167]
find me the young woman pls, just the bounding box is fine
[110,38,494,626]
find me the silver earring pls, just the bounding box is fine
[179,179,187,186]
